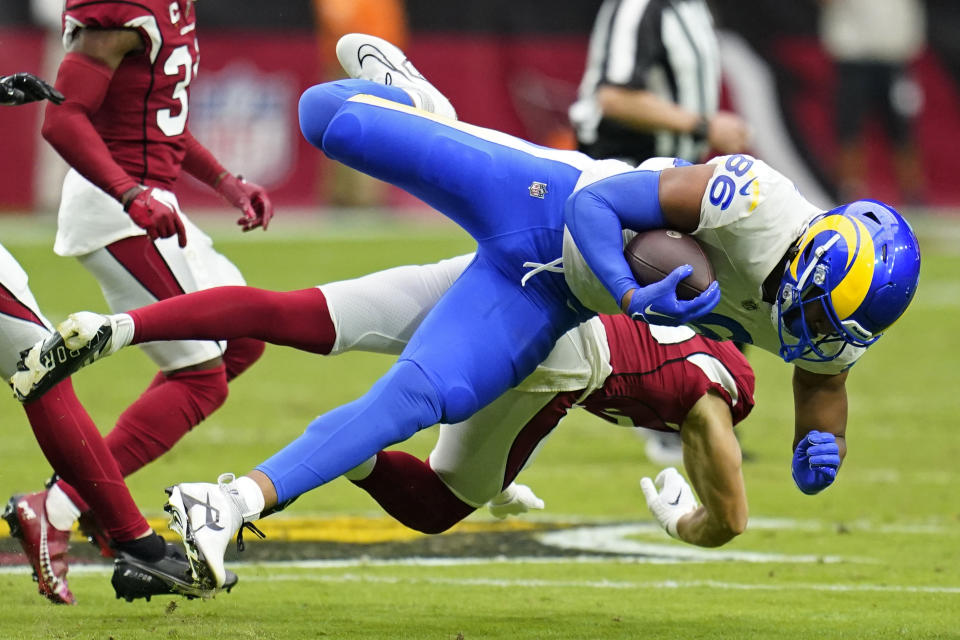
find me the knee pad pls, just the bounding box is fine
[300,79,409,152]
[321,109,365,166]
[439,384,480,425]
[357,359,444,445]
[298,82,356,149]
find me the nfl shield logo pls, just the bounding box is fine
[528,181,548,199]
[189,62,296,187]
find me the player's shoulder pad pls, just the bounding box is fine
[636,157,692,172]
[699,154,793,229]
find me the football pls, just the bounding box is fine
[623,230,715,300]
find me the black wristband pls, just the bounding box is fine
[690,116,709,143]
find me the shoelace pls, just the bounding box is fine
[235,521,265,553]
[216,473,267,552]
[520,257,564,287]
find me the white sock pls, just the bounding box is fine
[233,475,266,521]
[343,455,377,481]
[109,313,136,352]
[45,485,80,532]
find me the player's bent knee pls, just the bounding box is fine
[321,111,365,165]
[440,385,480,424]
[384,359,480,426]
[367,360,444,443]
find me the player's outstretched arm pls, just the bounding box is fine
[791,367,848,494]
[180,131,274,232]
[675,392,746,547]
[640,392,746,547]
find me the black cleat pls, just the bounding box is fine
[111,542,238,603]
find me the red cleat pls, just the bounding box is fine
[3,492,76,605]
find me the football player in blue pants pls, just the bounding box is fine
[13,34,921,590]
[229,42,716,520]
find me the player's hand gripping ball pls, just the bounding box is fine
[623,230,719,326]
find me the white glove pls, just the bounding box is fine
[487,483,545,519]
[640,467,698,539]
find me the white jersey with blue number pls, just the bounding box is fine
[694,155,864,374]
[562,154,865,374]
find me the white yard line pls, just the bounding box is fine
[244,573,960,595]
[5,561,953,595]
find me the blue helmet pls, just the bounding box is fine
[776,200,921,363]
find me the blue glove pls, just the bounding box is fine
[791,430,841,495]
[627,265,721,327]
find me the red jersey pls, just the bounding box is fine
[63,0,199,189]
[582,316,756,432]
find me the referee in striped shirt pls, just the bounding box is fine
[569,0,749,166]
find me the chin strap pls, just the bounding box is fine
[762,240,802,305]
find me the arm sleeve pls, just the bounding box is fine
[563,169,665,306]
[41,52,138,201]
[181,130,228,188]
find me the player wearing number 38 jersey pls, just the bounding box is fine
[565,153,851,374]
[28,0,273,557]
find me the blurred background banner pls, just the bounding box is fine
[174,35,320,208]
[0,24,47,210]
[1,0,959,211]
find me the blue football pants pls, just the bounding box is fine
[259,80,590,501]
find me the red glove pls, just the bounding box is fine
[124,187,187,247]
[216,174,274,232]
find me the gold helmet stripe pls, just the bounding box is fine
[789,215,876,320]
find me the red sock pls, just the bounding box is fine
[24,379,148,542]
[104,365,229,476]
[129,287,336,354]
[352,451,475,534]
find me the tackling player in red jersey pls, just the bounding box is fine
[18,255,756,549]
[6,0,271,599]
[348,313,754,548]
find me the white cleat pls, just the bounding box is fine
[164,474,261,590]
[10,312,131,403]
[335,33,457,120]
[487,483,545,519]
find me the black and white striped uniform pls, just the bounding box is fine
[569,0,721,164]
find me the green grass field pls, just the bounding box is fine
[0,212,958,639]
